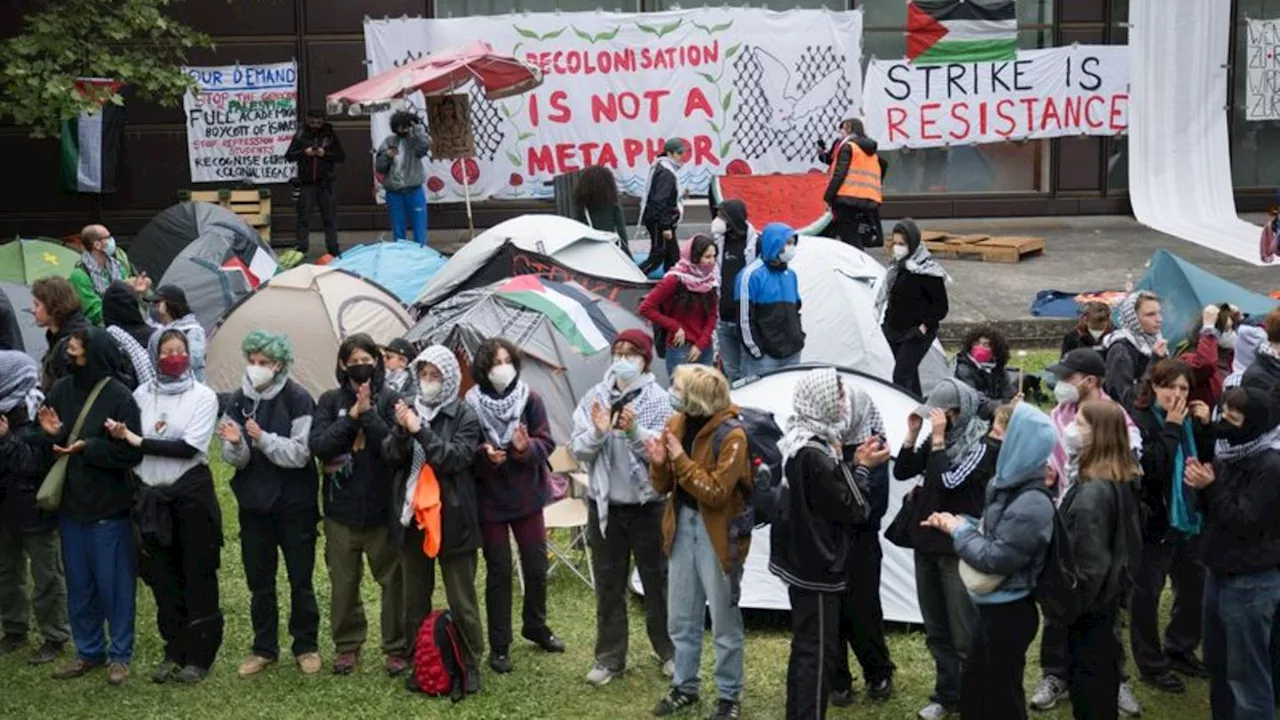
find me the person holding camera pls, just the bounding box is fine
[375,111,430,246]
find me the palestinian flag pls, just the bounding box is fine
[907,0,1018,65]
[496,276,617,356]
[60,78,125,194]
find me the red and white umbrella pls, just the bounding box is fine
[325,40,543,116]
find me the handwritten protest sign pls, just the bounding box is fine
[1247,19,1280,121]
[862,46,1128,150]
[364,9,863,201]
[426,94,475,159]
[183,61,298,183]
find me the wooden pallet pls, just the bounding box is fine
[922,231,1045,263]
[178,188,272,243]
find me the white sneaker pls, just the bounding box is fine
[661,658,675,678]
[1029,675,1069,711]
[917,702,951,720]
[585,665,617,686]
[1117,680,1143,717]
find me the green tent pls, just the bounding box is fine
[0,237,80,285]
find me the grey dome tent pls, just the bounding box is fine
[130,202,264,280]
[157,222,279,332]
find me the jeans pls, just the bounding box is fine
[587,502,672,672]
[481,511,550,652]
[1067,605,1122,720]
[1203,569,1280,720]
[833,528,896,692]
[742,350,802,379]
[716,321,747,384]
[295,183,338,256]
[140,493,223,670]
[960,597,1039,720]
[0,528,70,645]
[324,519,404,657]
[61,517,135,664]
[385,186,428,245]
[664,342,713,376]
[915,552,978,708]
[786,587,842,719]
[401,525,484,670]
[667,504,744,701]
[1130,535,1204,676]
[238,509,320,660]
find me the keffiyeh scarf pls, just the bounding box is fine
[874,242,951,319]
[666,244,719,295]
[0,351,43,420]
[936,378,992,464]
[403,345,463,527]
[1103,292,1163,357]
[466,379,530,448]
[842,383,884,446]
[79,251,125,296]
[107,325,157,388]
[778,368,845,474]
[637,156,685,235]
[1215,425,1280,463]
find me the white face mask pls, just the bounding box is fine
[1088,327,1106,340]
[710,216,727,237]
[611,356,641,385]
[778,245,797,263]
[1062,421,1084,457]
[103,236,117,257]
[246,364,275,389]
[1220,330,1238,350]
[1053,379,1081,406]
[419,381,443,404]
[892,244,910,260]
[489,363,517,392]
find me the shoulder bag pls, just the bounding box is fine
[36,378,111,512]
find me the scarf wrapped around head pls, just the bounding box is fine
[402,345,463,527]
[0,351,43,420]
[874,219,951,319]
[79,250,125,296]
[778,368,845,470]
[921,378,991,463]
[842,382,884,446]
[148,328,193,395]
[1103,292,1163,357]
[1215,388,1280,463]
[666,234,719,294]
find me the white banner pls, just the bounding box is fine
[1246,19,1280,121]
[183,62,299,184]
[863,46,1128,150]
[364,9,862,202]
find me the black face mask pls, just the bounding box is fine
[346,364,376,385]
[1214,419,1251,445]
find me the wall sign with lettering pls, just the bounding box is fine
[1247,19,1280,121]
[183,61,299,183]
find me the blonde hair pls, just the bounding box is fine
[1076,400,1141,483]
[672,365,731,417]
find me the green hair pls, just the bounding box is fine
[241,329,294,368]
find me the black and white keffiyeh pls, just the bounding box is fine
[108,325,157,388]
[79,250,125,295]
[402,345,464,528]
[466,377,531,449]
[874,242,951,319]
[0,350,43,420]
[842,382,885,446]
[1103,292,1163,357]
[779,367,845,464]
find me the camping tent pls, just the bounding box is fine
[157,223,279,333]
[0,238,80,285]
[408,277,666,443]
[631,364,927,624]
[414,215,649,309]
[0,282,47,357]
[205,265,414,399]
[329,241,448,304]
[1135,249,1277,342]
[129,202,265,280]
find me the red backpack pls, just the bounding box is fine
[411,609,468,701]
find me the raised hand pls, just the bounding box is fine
[1183,458,1215,489]
[218,420,242,445]
[38,406,62,437]
[664,430,684,461]
[905,413,922,444]
[854,437,892,468]
[352,382,372,418]
[617,406,637,434]
[929,408,949,445]
[644,434,667,465]
[590,401,611,435]
[1189,400,1210,425]
[1165,396,1187,425]
[511,424,530,454]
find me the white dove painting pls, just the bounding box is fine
[755,49,846,131]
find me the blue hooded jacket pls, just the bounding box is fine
[950,402,1057,604]
[734,222,804,360]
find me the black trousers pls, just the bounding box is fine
[1040,612,1128,681]
[1129,536,1204,676]
[833,528,896,692]
[786,586,842,720]
[638,222,679,276]
[587,502,673,671]
[960,597,1039,720]
[885,327,935,397]
[238,508,320,659]
[296,183,339,256]
[831,205,882,250]
[481,512,549,652]
[141,496,223,670]
[1068,605,1122,720]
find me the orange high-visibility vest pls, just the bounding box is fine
[828,138,883,204]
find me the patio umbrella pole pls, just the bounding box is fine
[462,156,476,239]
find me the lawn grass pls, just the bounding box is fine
[0,349,1211,719]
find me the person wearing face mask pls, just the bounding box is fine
[381,337,417,398]
[952,326,1014,415]
[308,334,407,676]
[464,338,563,674]
[40,328,143,686]
[107,329,222,684]
[1103,291,1168,410]
[822,118,885,250]
[67,224,150,326]
[216,330,322,678]
[375,111,430,246]
[876,219,950,397]
[570,329,675,686]
[384,344,485,694]
[1061,302,1115,357]
[640,234,720,374]
[99,281,154,392]
[1128,359,1212,695]
[150,286,206,383]
[735,222,805,379]
[711,200,757,382]
[1184,387,1280,720]
[638,139,687,277]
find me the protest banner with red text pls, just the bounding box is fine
[183,62,299,183]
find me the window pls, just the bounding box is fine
[435,0,637,17]
[1232,0,1280,187]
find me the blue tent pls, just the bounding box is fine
[1134,250,1276,341]
[329,241,448,304]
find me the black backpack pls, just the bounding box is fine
[1026,486,1085,626]
[711,406,784,529]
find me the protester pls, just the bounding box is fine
[0,351,69,666]
[639,234,719,374]
[284,108,345,260]
[1103,291,1168,409]
[100,281,154,390]
[68,224,149,326]
[0,285,24,351]
[710,198,757,382]
[638,138,686,277]
[31,277,90,391]
[1058,401,1143,720]
[1176,304,1237,409]
[151,286,206,382]
[1185,387,1280,720]
[922,402,1057,720]
[309,334,406,676]
[217,330,320,678]
[770,367,888,719]
[109,329,222,684]
[570,329,674,686]
[1240,307,1280,394]
[1222,319,1267,390]
[573,165,630,256]
[375,110,430,245]
[1060,301,1114,357]
[381,337,417,397]
[953,325,1014,413]
[877,219,950,396]
[42,327,142,685]
[736,222,805,377]
[385,344,485,694]
[645,365,750,720]
[465,338,563,674]
[823,119,884,249]
[893,378,995,720]
[1128,359,1211,694]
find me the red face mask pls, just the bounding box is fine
[970,346,994,364]
[157,353,190,378]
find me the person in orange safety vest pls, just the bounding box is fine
[821,119,888,251]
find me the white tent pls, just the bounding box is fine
[414,214,649,308]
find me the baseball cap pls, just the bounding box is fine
[382,337,416,360]
[663,138,686,155]
[1046,348,1106,380]
[912,379,963,419]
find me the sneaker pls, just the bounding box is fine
[829,688,857,707]
[1140,670,1185,694]
[1167,652,1210,679]
[0,634,27,655]
[465,666,482,694]
[237,654,275,678]
[297,652,322,675]
[151,659,180,684]
[106,662,130,686]
[28,641,63,666]
[652,688,700,716]
[384,655,409,677]
[489,651,512,674]
[52,657,106,680]
[174,665,208,684]
[917,702,952,720]
[332,651,359,675]
[522,628,566,653]
[662,658,675,678]
[709,698,741,720]
[1029,675,1069,711]
[868,676,894,701]
[586,664,618,686]
[1118,680,1143,717]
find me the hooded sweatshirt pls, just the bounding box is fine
[159,315,207,383]
[285,121,346,186]
[1201,389,1280,576]
[950,402,1057,604]
[43,327,143,523]
[879,220,949,337]
[715,199,757,320]
[102,282,153,347]
[310,353,395,530]
[0,352,55,533]
[375,124,429,191]
[40,310,91,392]
[735,222,805,360]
